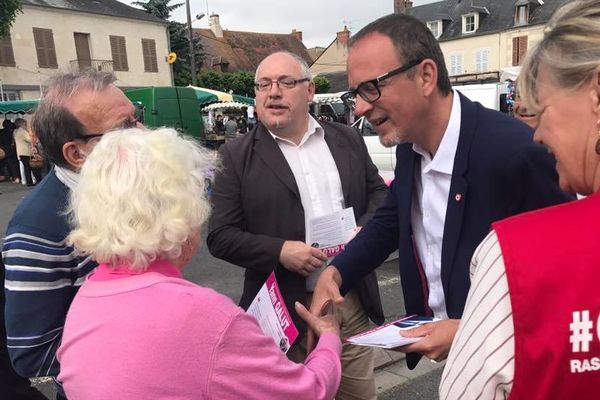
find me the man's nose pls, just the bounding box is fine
[268,81,283,97]
[353,96,373,118]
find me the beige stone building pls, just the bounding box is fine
[309,26,351,76]
[0,0,171,100]
[406,0,569,82]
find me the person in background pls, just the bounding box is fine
[2,70,139,400]
[224,114,239,141]
[215,114,225,134]
[310,12,572,368]
[0,119,20,183]
[441,1,600,398]
[13,118,42,186]
[57,127,342,400]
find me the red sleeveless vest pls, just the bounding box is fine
[493,193,600,400]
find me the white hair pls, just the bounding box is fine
[68,127,214,271]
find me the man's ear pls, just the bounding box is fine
[62,141,86,171]
[419,59,438,97]
[307,80,316,103]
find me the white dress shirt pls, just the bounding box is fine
[55,165,80,191]
[270,116,345,290]
[411,90,462,319]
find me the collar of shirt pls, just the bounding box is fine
[89,259,183,282]
[412,89,462,175]
[268,115,324,146]
[54,165,80,191]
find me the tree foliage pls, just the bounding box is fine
[197,71,255,97]
[0,0,22,37]
[131,0,183,20]
[132,0,203,86]
[169,21,204,86]
[313,76,331,94]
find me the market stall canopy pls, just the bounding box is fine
[187,85,254,106]
[0,99,40,114]
[202,101,250,111]
[312,92,346,104]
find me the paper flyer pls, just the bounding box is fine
[305,207,357,290]
[345,315,437,349]
[247,272,299,353]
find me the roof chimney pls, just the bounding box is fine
[209,14,223,38]
[291,29,303,42]
[336,26,350,46]
[394,0,413,14]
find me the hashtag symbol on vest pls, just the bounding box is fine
[570,310,594,353]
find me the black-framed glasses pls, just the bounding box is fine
[72,133,104,142]
[254,77,311,92]
[341,59,423,110]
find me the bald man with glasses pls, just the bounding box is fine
[310,13,572,369]
[207,51,388,400]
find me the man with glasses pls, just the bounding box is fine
[2,70,139,399]
[311,13,572,368]
[208,51,387,400]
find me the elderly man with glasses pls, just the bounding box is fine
[2,70,140,399]
[207,51,388,400]
[310,13,573,369]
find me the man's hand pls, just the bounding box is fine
[279,240,327,277]
[306,266,345,352]
[395,319,460,362]
[295,302,340,338]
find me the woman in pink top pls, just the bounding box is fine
[57,128,342,400]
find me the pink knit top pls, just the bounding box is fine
[57,260,341,399]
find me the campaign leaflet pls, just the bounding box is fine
[305,207,357,291]
[247,272,299,353]
[345,315,437,349]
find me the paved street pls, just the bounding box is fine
[0,180,440,399]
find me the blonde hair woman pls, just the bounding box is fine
[57,128,342,400]
[441,1,600,399]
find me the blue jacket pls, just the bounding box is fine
[3,170,97,379]
[333,93,573,366]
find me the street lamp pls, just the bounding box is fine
[186,0,204,86]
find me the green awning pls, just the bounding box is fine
[188,86,254,106]
[0,99,40,114]
[1,92,201,114]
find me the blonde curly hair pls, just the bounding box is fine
[68,127,214,271]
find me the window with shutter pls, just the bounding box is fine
[33,28,58,68]
[0,34,16,66]
[449,54,463,76]
[512,36,528,66]
[141,39,158,72]
[110,36,129,71]
[475,49,489,73]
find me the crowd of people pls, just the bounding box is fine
[0,118,47,187]
[2,0,600,399]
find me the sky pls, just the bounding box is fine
[119,0,439,48]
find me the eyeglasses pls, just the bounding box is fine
[71,119,139,142]
[72,133,104,142]
[254,77,311,92]
[341,59,423,110]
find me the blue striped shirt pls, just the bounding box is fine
[2,169,97,378]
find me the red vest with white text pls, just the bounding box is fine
[494,193,600,400]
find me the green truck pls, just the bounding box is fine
[124,86,204,139]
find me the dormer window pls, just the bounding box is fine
[462,13,478,34]
[427,20,442,39]
[515,4,529,25]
